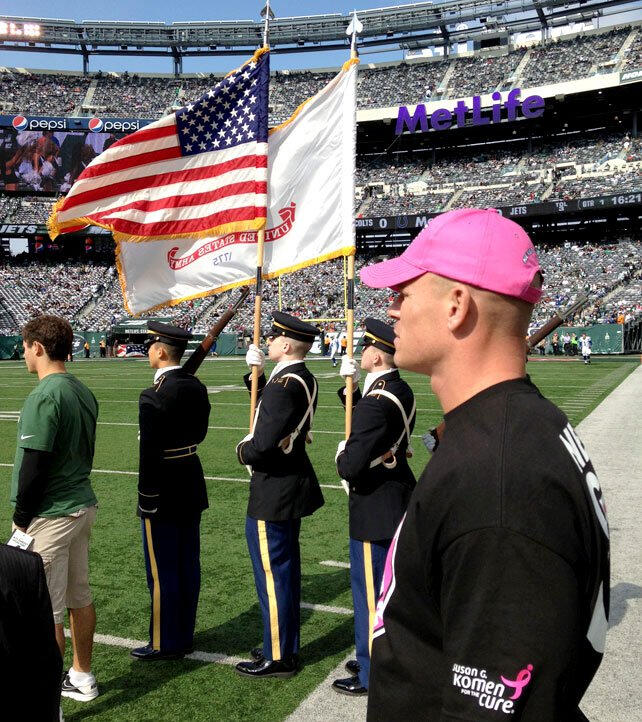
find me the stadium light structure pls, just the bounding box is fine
[0,0,636,71]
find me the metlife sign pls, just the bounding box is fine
[0,114,154,132]
[396,88,545,135]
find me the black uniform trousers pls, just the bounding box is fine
[141,515,201,653]
[245,515,301,662]
[349,538,390,689]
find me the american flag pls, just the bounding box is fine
[48,49,269,242]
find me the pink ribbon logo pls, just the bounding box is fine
[501,664,533,700]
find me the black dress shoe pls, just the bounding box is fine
[332,676,368,696]
[345,659,360,675]
[235,657,297,678]
[130,644,185,661]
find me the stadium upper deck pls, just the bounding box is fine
[1,21,641,123]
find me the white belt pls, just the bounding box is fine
[278,373,318,454]
[367,389,416,469]
[247,373,317,456]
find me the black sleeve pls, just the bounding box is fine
[243,371,266,396]
[438,527,582,720]
[336,397,392,483]
[138,390,163,516]
[336,385,362,409]
[237,382,302,466]
[13,448,53,528]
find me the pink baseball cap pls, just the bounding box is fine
[360,208,542,304]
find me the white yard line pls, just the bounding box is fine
[0,462,344,490]
[320,560,350,569]
[0,418,434,439]
[301,602,352,616]
[62,628,242,667]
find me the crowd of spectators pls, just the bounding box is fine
[622,28,642,70]
[88,72,184,118]
[551,167,642,199]
[0,72,90,116]
[445,50,525,98]
[0,260,112,333]
[0,242,640,340]
[519,28,630,88]
[0,196,53,224]
[1,133,640,226]
[357,60,449,109]
[365,191,451,217]
[357,132,640,215]
[1,25,635,123]
[530,240,641,327]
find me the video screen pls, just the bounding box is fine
[0,127,126,193]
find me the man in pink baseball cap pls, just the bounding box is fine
[362,209,609,722]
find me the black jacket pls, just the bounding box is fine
[138,368,211,521]
[0,545,62,721]
[238,362,324,521]
[337,369,416,541]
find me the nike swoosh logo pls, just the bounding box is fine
[20,434,35,440]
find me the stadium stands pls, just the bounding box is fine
[2,135,639,226]
[0,72,91,116]
[357,133,641,215]
[519,28,630,88]
[0,21,640,343]
[1,25,638,123]
[0,242,640,339]
[88,73,184,118]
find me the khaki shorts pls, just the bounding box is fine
[25,505,97,624]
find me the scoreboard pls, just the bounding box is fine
[356,192,642,232]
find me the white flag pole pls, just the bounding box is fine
[343,10,362,443]
[249,0,274,429]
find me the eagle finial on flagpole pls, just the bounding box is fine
[346,9,363,58]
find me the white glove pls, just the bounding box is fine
[339,356,360,384]
[335,439,347,462]
[245,344,265,372]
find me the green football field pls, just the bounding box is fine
[0,356,637,721]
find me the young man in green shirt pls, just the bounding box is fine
[10,315,100,702]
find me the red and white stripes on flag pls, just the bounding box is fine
[116,58,358,315]
[48,48,269,242]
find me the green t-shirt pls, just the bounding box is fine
[11,372,98,517]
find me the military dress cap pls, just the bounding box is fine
[146,321,193,349]
[269,311,319,343]
[362,317,396,353]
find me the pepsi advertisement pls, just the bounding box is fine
[0,113,153,193]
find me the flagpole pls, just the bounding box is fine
[249,0,274,429]
[344,11,361,441]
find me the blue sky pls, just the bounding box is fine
[1,1,408,73]
[1,1,641,74]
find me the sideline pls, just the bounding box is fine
[578,365,642,722]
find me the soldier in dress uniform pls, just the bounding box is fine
[332,317,416,696]
[235,311,324,678]
[131,322,211,661]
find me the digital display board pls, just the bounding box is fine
[0,21,41,38]
[0,127,126,193]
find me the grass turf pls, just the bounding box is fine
[0,356,637,721]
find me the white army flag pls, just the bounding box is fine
[117,59,358,315]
